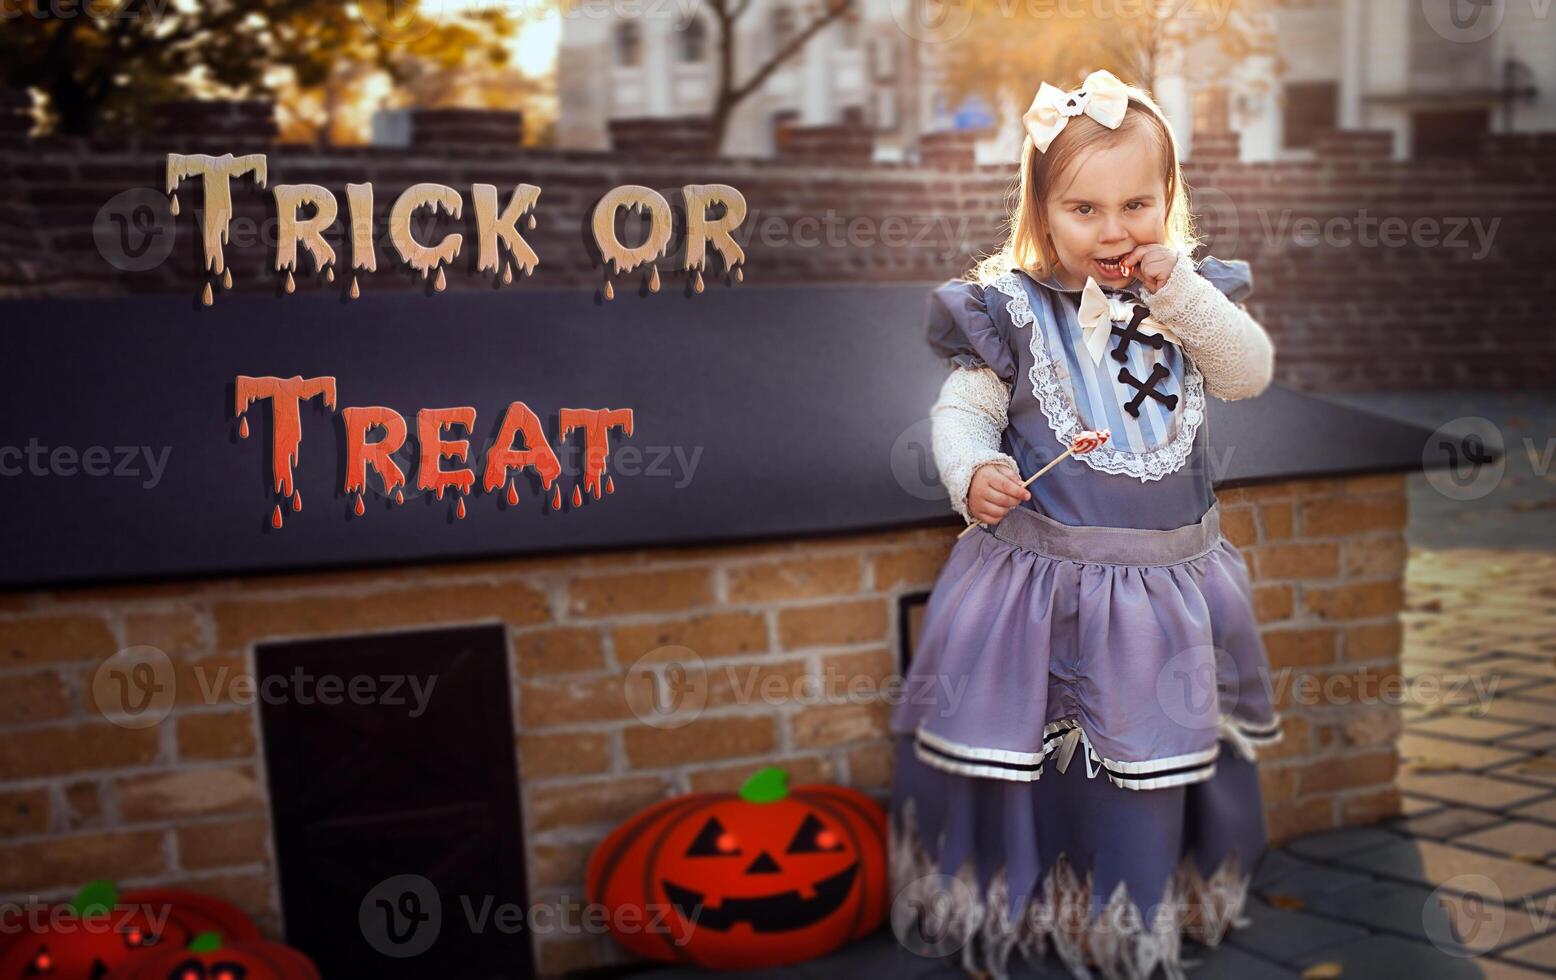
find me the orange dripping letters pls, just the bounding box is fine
[416,407,478,499]
[558,408,632,501]
[343,406,409,501]
[480,401,563,497]
[235,375,337,500]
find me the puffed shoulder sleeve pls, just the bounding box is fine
[925,279,1017,385]
[1194,254,1254,303]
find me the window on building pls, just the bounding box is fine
[1412,109,1490,157]
[677,15,707,63]
[1282,81,1338,149]
[1192,85,1230,137]
[840,12,861,48]
[770,5,796,57]
[615,22,642,68]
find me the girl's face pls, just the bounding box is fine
[1041,131,1169,291]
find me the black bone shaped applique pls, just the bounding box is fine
[1117,362,1177,418]
[1110,305,1168,363]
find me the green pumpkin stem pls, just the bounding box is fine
[739,766,789,803]
[188,932,223,953]
[71,880,118,917]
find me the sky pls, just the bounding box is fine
[435,0,561,76]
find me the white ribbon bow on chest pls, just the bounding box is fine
[1077,276,1181,366]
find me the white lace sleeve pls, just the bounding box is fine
[931,366,1021,524]
[1141,252,1275,401]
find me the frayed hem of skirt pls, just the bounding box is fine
[889,798,1253,980]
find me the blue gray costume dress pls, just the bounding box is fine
[888,255,1283,980]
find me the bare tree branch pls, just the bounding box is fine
[731,0,851,102]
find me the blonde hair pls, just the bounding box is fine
[968,75,1201,286]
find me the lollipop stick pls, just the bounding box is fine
[956,447,1075,540]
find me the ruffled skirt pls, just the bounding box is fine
[888,501,1281,979]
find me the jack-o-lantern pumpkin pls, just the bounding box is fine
[0,881,257,979]
[104,932,319,980]
[587,767,887,969]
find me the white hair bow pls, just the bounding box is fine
[1022,69,1132,153]
[1077,277,1180,366]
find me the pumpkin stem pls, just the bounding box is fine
[71,880,117,917]
[739,766,788,803]
[189,932,223,953]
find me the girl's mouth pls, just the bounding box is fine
[1095,253,1131,279]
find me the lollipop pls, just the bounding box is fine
[957,428,1111,539]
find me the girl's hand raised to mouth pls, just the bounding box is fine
[1122,243,1179,292]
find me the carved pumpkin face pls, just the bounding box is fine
[0,884,162,980]
[587,767,887,970]
[0,884,258,980]
[103,933,319,980]
[116,892,256,951]
[0,918,157,979]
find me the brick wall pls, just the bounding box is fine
[1,98,1551,390]
[0,471,1408,976]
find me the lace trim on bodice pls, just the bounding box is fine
[990,270,1206,483]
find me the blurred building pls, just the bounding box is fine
[1160,0,1552,162]
[561,0,1552,163]
[557,0,943,159]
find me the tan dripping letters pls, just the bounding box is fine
[163,153,748,305]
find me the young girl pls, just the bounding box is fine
[889,70,1282,980]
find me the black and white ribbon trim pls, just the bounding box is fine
[913,713,1284,790]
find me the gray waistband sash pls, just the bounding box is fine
[987,501,1223,566]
